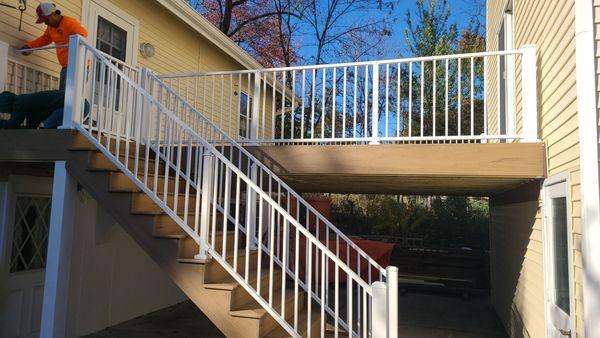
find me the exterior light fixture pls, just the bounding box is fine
[139,42,155,58]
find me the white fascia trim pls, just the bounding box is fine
[575,0,600,336]
[154,0,263,70]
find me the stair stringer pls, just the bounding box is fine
[64,149,269,338]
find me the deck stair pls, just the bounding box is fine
[59,35,396,337]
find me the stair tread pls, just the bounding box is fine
[263,310,321,338]
[230,286,303,319]
[177,257,211,264]
[204,265,280,291]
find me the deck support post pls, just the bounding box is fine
[40,161,77,338]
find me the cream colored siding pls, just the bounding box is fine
[488,0,583,337]
[0,0,276,139]
[0,0,83,77]
[490,195,545,338]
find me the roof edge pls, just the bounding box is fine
[155,0,263,71]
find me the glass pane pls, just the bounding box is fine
[552,196,570,314]
[9,196,51,273]
[238,93,252,138]
[96,17,128,61]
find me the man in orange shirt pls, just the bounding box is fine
[21,3,88,90]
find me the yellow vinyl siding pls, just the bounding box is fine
[488,0,583,337]
[106,0,276,139]
[0,0,83,77]
[0,0,276,139]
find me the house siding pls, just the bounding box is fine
[0,0,276,139]
[0,0,275,334]
[487,0,584,337]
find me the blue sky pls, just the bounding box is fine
[297,0,485,62]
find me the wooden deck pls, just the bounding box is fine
[246,143,546,196]
[0,131,546,196]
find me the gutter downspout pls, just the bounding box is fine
[575,0,600,336]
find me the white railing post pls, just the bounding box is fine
[60,35,86,129]
[250,72,261,145]
[247,162,258,250]
[139,67,150,144]
[197,152,215,260]
[370,64,380,144]
[387,266,398,338]
[0,41,8,91]
[520,44,538,142]
[371,281,387,337]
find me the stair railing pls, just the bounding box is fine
[146,70,388,277]
[146,68,397,338]
[63,35,398,338]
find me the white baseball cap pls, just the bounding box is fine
[35,3,59,24]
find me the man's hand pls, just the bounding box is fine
[20,45,32,55]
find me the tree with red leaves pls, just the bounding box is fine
[189,0,302,67]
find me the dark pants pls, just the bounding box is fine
[59,67,67,91]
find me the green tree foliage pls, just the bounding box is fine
[405,0,458,57]
[329,195,490,249]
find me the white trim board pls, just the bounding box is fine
[0,41,8,90]
[81,0,140,67]
[574,0,600,336]
[542,172,576,337]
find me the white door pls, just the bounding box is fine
[0,176,52,338]
[86,0,137,66]
[544,175,575,337]
[85,0,139,136]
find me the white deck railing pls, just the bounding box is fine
[3,58,60,94]
[62,35,398,338]
[159,46,538,145]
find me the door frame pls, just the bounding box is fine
[0,175,53,337]
[543,172,576,337]
[81,0,140,66]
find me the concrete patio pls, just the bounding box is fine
[85,291,506,337]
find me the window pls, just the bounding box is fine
[9,196,51,273]
[239,92,253,138]
[551,196,570,314]
[96,16,127,62]
[544,174,574,336]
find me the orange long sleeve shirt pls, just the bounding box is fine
[27,16,88,67]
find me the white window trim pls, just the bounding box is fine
[238,91,252,139]
[81,0,140,66]
[542,172,576,337]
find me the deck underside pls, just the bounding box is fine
[0,131,546,196]
[246,143,546,196]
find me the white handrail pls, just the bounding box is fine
[148,72,388,279]
[159,48,537,146]
[159,49,525,77]
[63,35,391,337]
